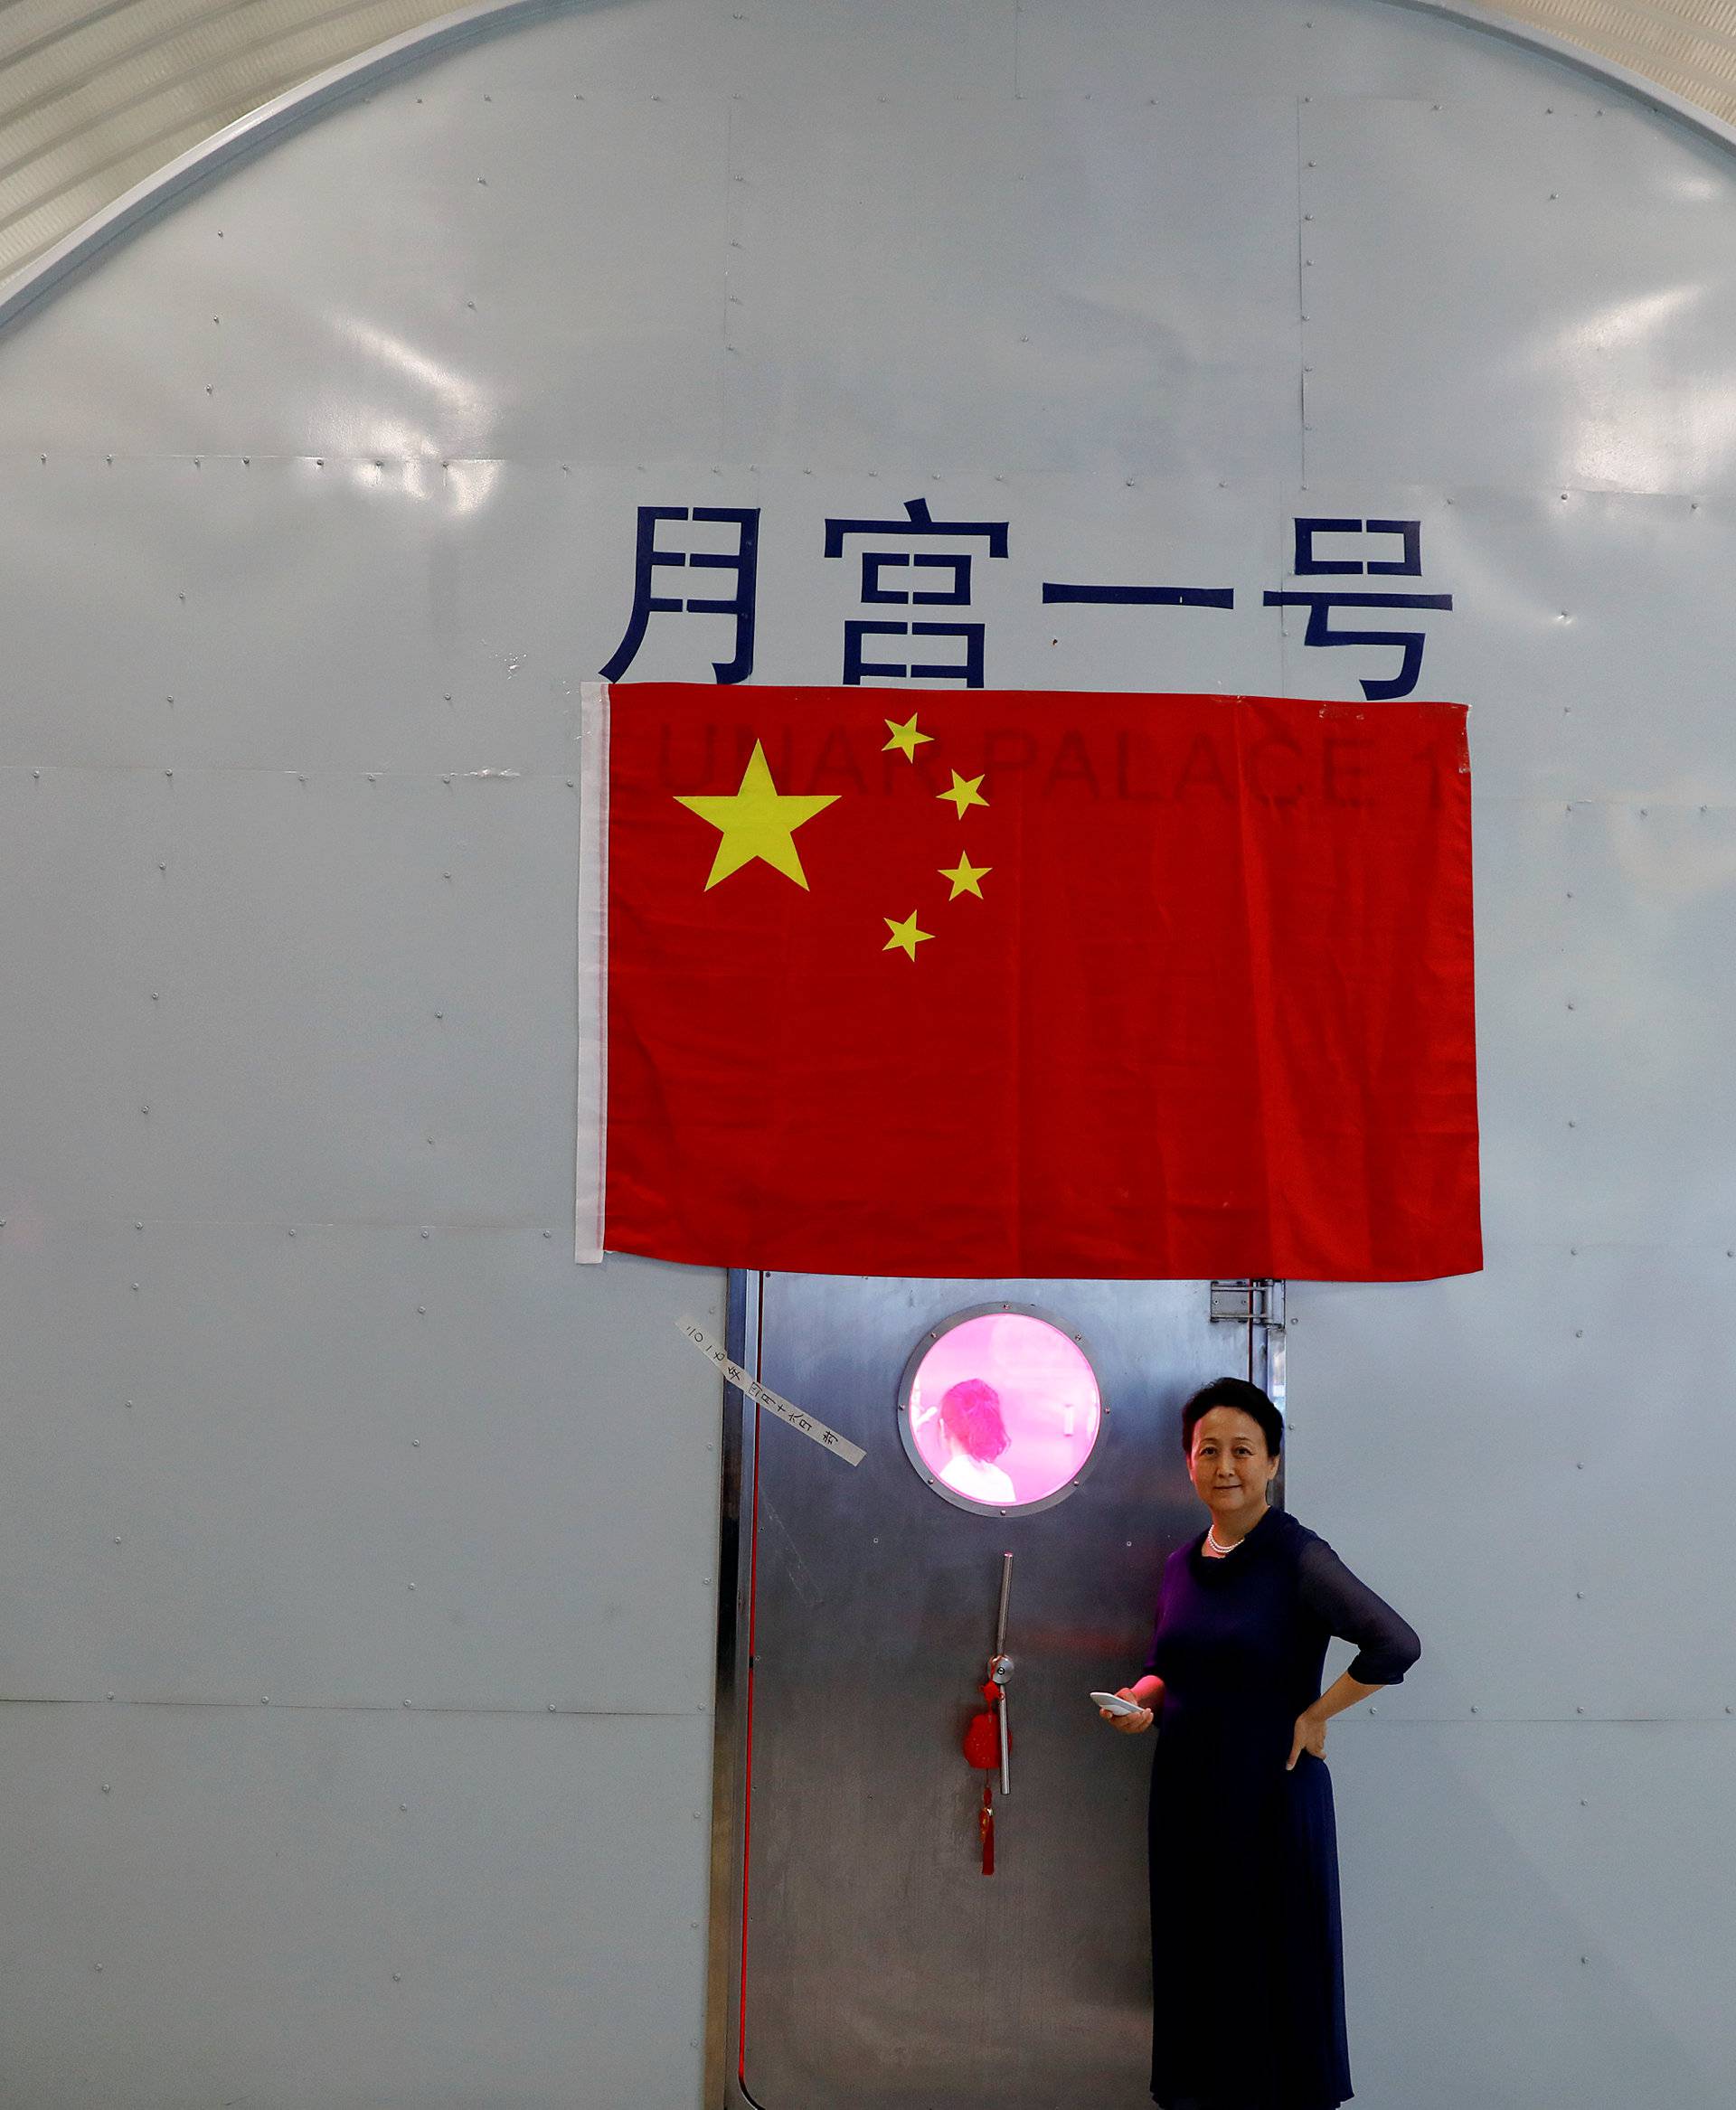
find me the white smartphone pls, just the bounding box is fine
[1090,1690,1143,1717]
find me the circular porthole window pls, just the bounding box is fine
[897,1306,1104,1516]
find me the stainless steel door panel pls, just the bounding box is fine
[740,1274,1252,2110]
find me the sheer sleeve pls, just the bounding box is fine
[1297,1537,1421,1686]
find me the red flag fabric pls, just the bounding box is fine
[588,683,1479,1281]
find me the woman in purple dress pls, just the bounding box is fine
[1100,1378,1420,2110]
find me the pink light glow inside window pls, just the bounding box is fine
[908,1314,1101,1509]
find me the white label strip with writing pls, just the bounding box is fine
[675,1317,865,1467]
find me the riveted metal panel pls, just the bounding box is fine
[0,1,1730,2107]
[1298,92,1736,498]
[1329,1722,1736,2104]
[0,1702,712,2110]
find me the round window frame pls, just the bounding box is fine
[895,1301,1109,1518]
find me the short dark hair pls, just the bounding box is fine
[1181,1377,1284,1461]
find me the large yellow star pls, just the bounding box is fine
[675,740,840,891]
[939,769,988,817]
[882,712,933,761]
[939,852,990,900]
[883,911,933,961]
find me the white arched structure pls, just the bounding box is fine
[0,2,1731,2105]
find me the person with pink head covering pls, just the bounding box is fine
[934,1378,1016,1505]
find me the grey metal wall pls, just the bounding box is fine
[0,1,1730,2105]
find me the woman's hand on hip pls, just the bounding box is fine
[1101,1687,1154,1735]
[1286,1708,1327,1770]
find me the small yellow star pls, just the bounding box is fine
[939,853,990,900]
[883,911,933,961]
[882,712,933,761]
[939,769,988,817]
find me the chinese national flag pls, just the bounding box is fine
[580,683,1479,1280]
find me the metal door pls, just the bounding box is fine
[715,1274,1281,2109]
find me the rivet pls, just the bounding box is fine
[131,1284,139,1293]
[1576,1705,1584,1713]
[124,1401,132,1409]
[261,1696,269,1703]
[1470,1705,1477,1713]
[434,1011,443,1020]
[134,1221,143,1231]
[113,1536,122,1544]
[549,1702,557,1712]
[101,1784,110,1793]
[392,1973,402,1982]
[408,1583,415,1590]
[150,992,159,1001]
[400,1802,409,1810]
[417,1305,427,1314]
[1574,1329,1583,1338]
[421,1228,430,1238]
[410,1438,420,1447]
[542,1229,552,1239]
[288,1227,296,1238]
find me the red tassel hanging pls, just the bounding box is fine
[962,1683,1001,1772]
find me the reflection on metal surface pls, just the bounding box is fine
[336,316,502,510]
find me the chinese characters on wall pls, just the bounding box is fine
[601,501,1453,700]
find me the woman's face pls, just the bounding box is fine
[1188,1406,1278,1520]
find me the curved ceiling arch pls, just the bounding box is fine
[3,0,1736,327]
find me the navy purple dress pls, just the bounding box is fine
[1142,1505,1420,2110]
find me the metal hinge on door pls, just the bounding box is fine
[1209,1278,1286,1329]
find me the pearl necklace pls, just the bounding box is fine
[1205,1524,1240,1555]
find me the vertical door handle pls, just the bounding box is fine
[990,1551,1014,1796]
